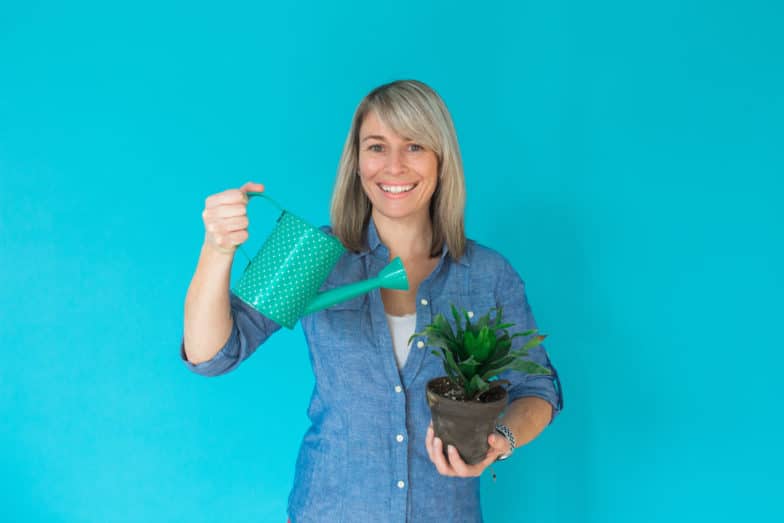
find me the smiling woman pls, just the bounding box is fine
[181,79,562,523]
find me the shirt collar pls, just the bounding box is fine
[361,216,470,267]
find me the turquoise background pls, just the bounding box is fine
[1,1,782,521]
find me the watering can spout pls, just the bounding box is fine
[303,257,409,315]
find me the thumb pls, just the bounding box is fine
[240,181,265,194]
[487,433,509,455]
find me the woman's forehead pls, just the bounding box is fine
[359,109,429,143]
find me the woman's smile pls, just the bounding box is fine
[378,182,419,196]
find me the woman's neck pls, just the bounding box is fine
[371,209,434,261]
[374,208,441,316]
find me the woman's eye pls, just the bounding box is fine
[368,144,384,152]
[408,143,424,152]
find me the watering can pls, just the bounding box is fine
[231,192,409,329]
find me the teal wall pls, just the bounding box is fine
[1,1,781,521]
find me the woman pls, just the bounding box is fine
[182,80,563,522]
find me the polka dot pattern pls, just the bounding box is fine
[233,212,345,328]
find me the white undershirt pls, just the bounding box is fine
[386,313,417,369]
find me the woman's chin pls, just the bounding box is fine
[372,203,430,223]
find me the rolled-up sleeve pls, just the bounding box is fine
[495,260,564,422]
[180,292,282,377]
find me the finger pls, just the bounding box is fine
[215,215,249,233]
[487,433,509,454]
[205,189,247,208]
[240,181,265,194]
[227,230,249,246]
[446,444,474,477]
[425,425,435,461]
[476,447,503,472]
[432,437,454,476]
[204,204,248,220]
[211,230,249,250]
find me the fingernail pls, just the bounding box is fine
[448,445,455,453]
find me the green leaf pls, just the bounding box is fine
[463,330,478,354]
[451,305,464,336]
[477,311,491,331]
[511,329,537,339]
[422,333,454,351]
[464,327,495,361]
[487,337,512,362]
[522,334,547,352]
[458,356,481,380]
[511,359,553,376]
[478,354,517,380]
[471,326,495,362]
[430,349,457,382]
[466,374,490,400]
[464,310,477,333]
[442,346,467,384]
[433,314,456,339]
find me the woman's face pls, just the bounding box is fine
[357,111,439,224]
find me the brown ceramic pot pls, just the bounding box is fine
[426,377,508,465]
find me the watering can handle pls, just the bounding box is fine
[245,191,285,213]
[234,191,285,263]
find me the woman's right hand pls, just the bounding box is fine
[202,181,264,255]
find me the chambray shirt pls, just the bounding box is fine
[182,219,563,523]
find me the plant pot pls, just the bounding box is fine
[426,376,508,465]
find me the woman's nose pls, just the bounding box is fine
[384,147,405,174]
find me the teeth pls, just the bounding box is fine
[380,184,416,194]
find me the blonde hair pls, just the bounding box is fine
[330,80,467,259]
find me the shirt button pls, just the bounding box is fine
[420,298,428,306]
[416,340,425,349]
[396,434,404,443]
[467,311,474,318]
[394,385,402,393]
[397,480,405,489]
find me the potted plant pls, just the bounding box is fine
[412,305,551,464]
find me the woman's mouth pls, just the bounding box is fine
[378,183,417,194]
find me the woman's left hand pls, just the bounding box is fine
[425,421,510,477]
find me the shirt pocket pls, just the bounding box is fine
[431,293,498,327]
[306,294,374,393]
[316,293,366,338]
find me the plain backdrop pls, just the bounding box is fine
[1,1,782,522]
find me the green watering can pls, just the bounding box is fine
[232,192,409,329]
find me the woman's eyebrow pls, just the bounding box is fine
[360,134,387,143]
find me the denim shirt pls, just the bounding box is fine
[182,219,563,523]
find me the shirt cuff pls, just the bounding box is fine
[506,373,564,424]
[179,325,239,377]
